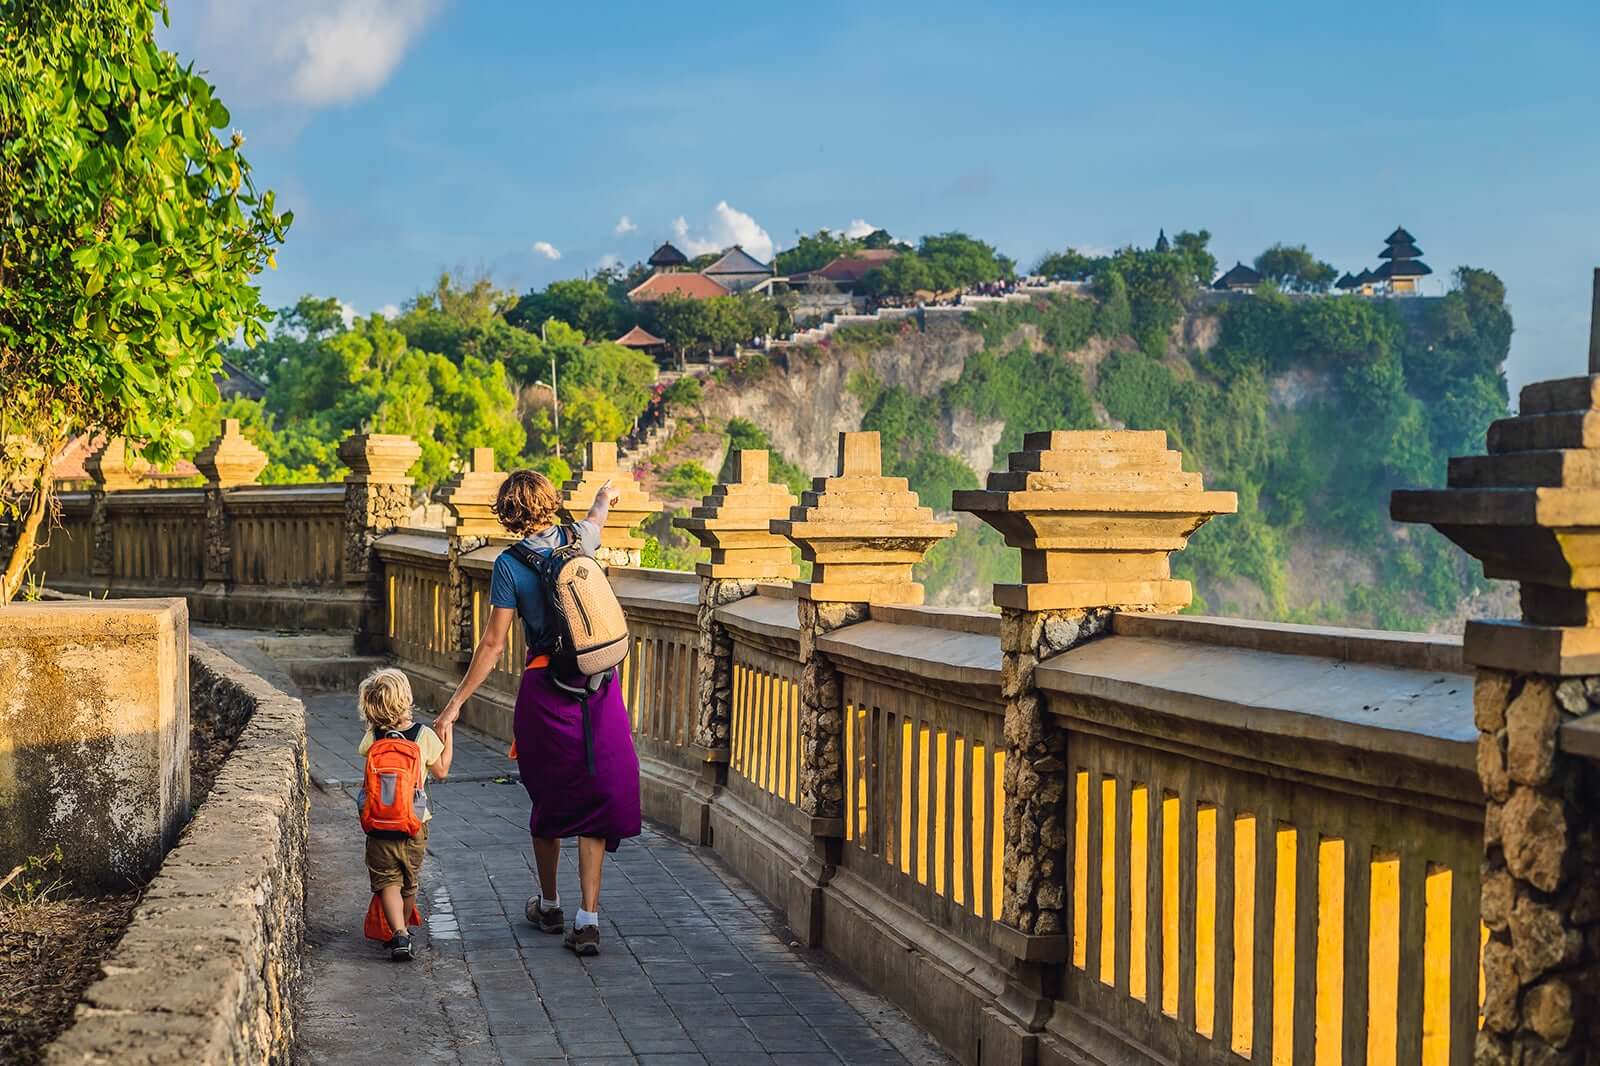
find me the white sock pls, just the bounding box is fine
[575,908,599,929]
[538,894,560,913]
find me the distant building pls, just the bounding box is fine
[647,242,690,271]
[1334,272,1360,292]
[614,324,667,358]
[792,248,899,294]
[1370,226,1432,295]
[627,271,729,303]
[217,358,266,401]
[702,246,775,294]
[1211,262,1262,292]
[1154,228,1170,253]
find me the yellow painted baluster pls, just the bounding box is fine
[1130,786,1149,1003]
[1196,805,1217,1039]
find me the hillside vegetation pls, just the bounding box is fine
[654,259,1512,630]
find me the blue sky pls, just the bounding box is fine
[162,1,1599,392]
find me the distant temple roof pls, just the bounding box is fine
[1373,259,1433,279]
[647,242,689,268]
[1378,241,1424,260]
[1154,228,1170,253]
[1334,272,1360,290]
[627,272,729,302]
[1374,225,1431,280]
[703,246,773,278]
[1212,262,1262,290]
[810,249,899,285]
[614,325,666,348]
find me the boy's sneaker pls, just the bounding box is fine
[388,933,415,961]
[525,896,563,934]
[563,924,600,957]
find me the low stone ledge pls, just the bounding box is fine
[46,638,308,1066]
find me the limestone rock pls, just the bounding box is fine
[1555,679,1589,715]
[1481,867,1514,931]
[1481,936,1519,1033]
[1510,895,1581,979]
[1475,671,1514,732]
[1506,680,1560,786]
[1502,787,1569,893]
[1474,1031,1512,1066]
[1479,732,1511,801]
[1524,978,1574,1048]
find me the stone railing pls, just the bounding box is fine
[46,637,308,1064]
[36,424,420,631]
[356,429,1498,1065]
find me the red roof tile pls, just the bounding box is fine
[627,272,729,302]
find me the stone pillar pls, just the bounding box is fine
[560,441,662,569]
[439,447,507,656]
[0,600,189,891]
[674,449,799,842]
[1394,290,1600,1063]
[955,429,1236,1049]
[193,419,267,591]
[339,433,421,653]
[772,431,954,943]
[84,438,143,581]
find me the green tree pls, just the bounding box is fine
[1253,243,1338,293]
[1034,248,1105,281]
[643,295,710,367]
[1171,230,1217,288]
[0,0,289,599]
[773,229,861,275]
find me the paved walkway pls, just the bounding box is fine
[198,630,951,1066]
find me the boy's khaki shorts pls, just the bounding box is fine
[365,824,428,894]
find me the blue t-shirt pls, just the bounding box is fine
[489,520,601,652]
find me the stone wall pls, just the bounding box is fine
[1475,671,1600,1063]
[47,639,309,1065]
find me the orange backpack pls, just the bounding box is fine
[358,724,427,837]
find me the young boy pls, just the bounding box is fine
[357,668,452,961]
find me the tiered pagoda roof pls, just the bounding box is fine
[1372,225,1432,280]
[647,242,689,269]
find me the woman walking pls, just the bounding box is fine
[433,470,641,956]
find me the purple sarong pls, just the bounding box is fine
[513,666,641,851]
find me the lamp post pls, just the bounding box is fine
[542,319,561,462]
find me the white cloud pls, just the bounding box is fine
[670,202,774,262]
[531,241,562,261]
[597,253,621,271]
[614,216,637,236]
[169,0,441,110]
[377,303,401,319]
[337,299,358,327]
[844,218,878,239]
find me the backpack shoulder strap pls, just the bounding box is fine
[505,540,554,577]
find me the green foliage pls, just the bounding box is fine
[946,345,1096,464]
[721,418,810,496]
[1034,248,1104,281]
[659,461,715,501]
[859,232,1014,299]
[509,276,618,339]
[1097,350,1175,429]
[1254,243,1338,293]
[774,229,863,276]
[662,375,702,409]
[0,0,288,593]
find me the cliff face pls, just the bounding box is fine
[698,317,987,476]
[676,291,1513,630]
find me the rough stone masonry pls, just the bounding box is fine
[1475,671,1600,1064]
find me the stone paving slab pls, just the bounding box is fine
[282,663,953,1065]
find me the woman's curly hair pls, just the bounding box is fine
[492,469,563,535]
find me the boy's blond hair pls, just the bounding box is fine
[359,668,415,732]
